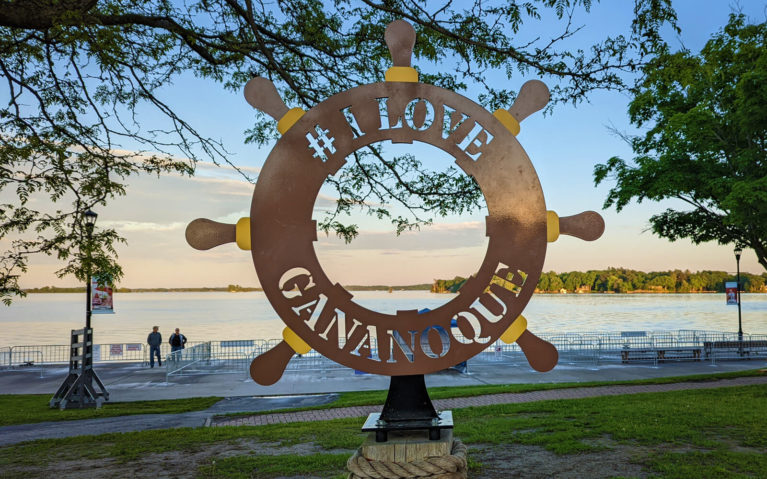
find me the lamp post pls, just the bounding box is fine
[49,209,109,409]
[734,246,743,356]
[84,209,97,330]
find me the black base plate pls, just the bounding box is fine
[361,411,454,442]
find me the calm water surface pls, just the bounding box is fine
[1,291,766,346]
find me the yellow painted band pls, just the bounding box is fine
[547,210,560,243]
[283,327,311,355]
[277,107,305,135]
[501,315,528,344]
[236,217,251,250]
[493,109,520,136]
[385,66,419,83]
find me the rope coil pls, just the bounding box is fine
[347,439,467,479]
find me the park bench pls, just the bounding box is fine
[620,347,701,363]
[619,331,656,363]
[620,348,656,363]
[703,340,767,359]
[618,331,702,363]
[655,348,702,361]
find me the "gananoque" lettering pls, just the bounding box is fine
[277,265,526,365]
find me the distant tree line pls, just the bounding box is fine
[25,270,767,295]
[346,284,432,291]
[226,284,261,292]
[540,269,767,293]
[24,283,433,293]
[434,269,767,294]
[431,277,469,293]
[23,286,263,294]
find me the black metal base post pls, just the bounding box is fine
[361,374,453,442]
[50,328,109,409]
[380,374,438,422]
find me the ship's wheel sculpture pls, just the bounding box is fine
[186,19,603,440]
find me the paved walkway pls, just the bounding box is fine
[213,375,767,426]
[0,393,338,446]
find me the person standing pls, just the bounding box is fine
[169,328,187,360]
[147,326,162,368]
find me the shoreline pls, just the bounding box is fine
[22,287,765,295]
[21,285,432,294]
[20,289,766,295]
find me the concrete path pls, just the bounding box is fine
[0,393,337,446]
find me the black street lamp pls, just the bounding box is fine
[84,209,97,330]
[50,209,109,409]
[734,246,743,355]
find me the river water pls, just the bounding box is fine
[1,291,766,346]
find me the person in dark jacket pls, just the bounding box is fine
[169,328,187,360]
[147,326,162,368]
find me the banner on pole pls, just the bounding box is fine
[91,277,115,314]
[725,282,738,305]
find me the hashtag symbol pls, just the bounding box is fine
[305,125,336,162]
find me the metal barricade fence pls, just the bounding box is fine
[165,340,280,378]
[6,344,70,365]
[282,337,356,375]
[96,342,147,363]
[5,348,43,366]
[707,333,767,363]
[0,348,45,377]
[284,349,348,374]
[3,330,766,378]
[652,331,676,348]
[0,346,10,368]
[545,334,600,364]
[165,341,212,377]
[473,339,526,368]
[676,329,702,345]
[0,341,211,367]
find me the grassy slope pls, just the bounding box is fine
[0,395,222,427]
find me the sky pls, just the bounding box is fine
[10,1,767,288]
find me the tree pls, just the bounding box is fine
[562,271,583,291]
[594,14,767,271]
[646,274,674,291]
[0,0,679,302]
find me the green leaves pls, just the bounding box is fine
[595,14,767,271]
[0,0,681,301]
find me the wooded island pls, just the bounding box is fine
[23,269,767,294]
[432,268,767,294]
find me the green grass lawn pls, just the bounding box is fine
[1,372,766,478]
[1,369,764,427]
[219,368,767,416]
[0,395,222,427]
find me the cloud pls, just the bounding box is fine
[401,221,483,233]
[193,161,261,181]
[315,221,487,251]
[100,221,187,232]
